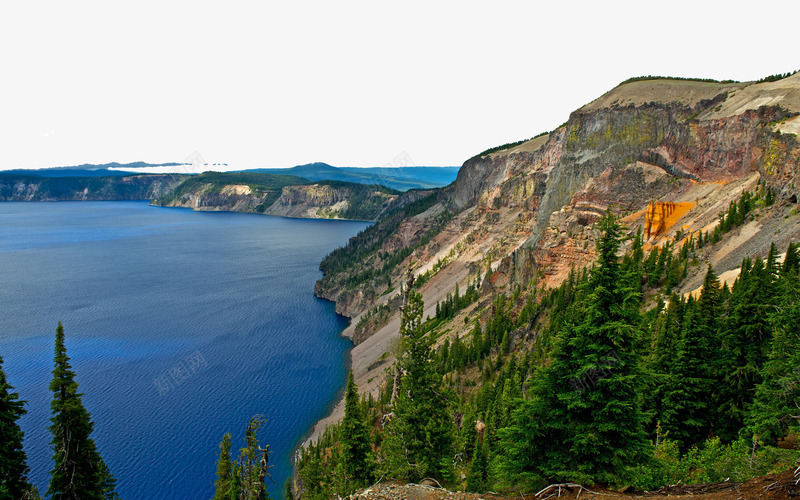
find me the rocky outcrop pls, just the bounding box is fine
[266,183,397,220]
[158,188,273,212]
[446,131,561,213]
[268,184,348,217]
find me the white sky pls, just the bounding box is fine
[2,0,798,171]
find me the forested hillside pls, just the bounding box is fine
[294,73,800,497]
[298,212,800,496]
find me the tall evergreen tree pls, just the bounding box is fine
[746,318,800,445]
[642,295,683,434]
[236,416,271,500]
[213,432,235,500]
[661,298,711,449]
[696,265,724,343]
[380,289,454,482]
[97,458,120,500]
[48,322,114,500]
[465,436,489,493]
[498,214,646,488]
[0,354,31,500]
[716,257,774,442]
[781,242,799,276]
[338,370,373,494]
[660,267,724,449]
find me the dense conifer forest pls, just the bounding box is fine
[296,206,800,497]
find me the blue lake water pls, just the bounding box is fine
[0,202,368,499]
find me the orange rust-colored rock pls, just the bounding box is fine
[644,201,695,239]
[644,201,675,239]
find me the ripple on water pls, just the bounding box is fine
[0,202,368,499]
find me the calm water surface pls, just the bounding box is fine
[0,202,367,499]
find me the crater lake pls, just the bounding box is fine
[0,201,369,499]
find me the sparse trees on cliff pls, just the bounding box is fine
[237,416,271,500]
[213,416,272,500]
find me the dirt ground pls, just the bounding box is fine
[351,469,800,499]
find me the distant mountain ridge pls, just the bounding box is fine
[3,162,460,191]
[1,162,185,177]
[244,162,460,191]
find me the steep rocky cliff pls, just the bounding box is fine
[305,74,800,445]
[265,182,398,220]
[320,75,800,318]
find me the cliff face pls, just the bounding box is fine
[154,182,398,220]
[266,183,397,220]
[157,184,275,212]
[0,174,185,201]
[322,96,796,319]
[304,77,800,445]
[152,174,402,221]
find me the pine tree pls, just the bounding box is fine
[642,295,683,434]
[781,242,799,276]
[671,304,703,446]
[48,322,113,500]
[0,355,31,500]
[460,407,478,459]
[498,214,646,488]
[236,416,271,500]
[213,433,235,500]
[697,265,724,340]
[298,443,328,500]
[764,186,775,205]
[661,268,722,450]
[746,317,800,445]
[230,464,242,500]
[465,436,489,493]
[338,370,372,494]
[380,289,454,482]
[97,458,119,500]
